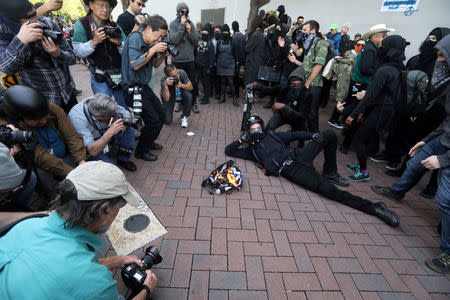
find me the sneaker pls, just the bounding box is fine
[371,186,402,202]
[385,161,400,170]
[327,120,344,130]
[174,102,183,112]
[117,160,137,172]
[323,172,350,187]
[192,103,200,113]
[199,98,209,105]
[181,116,188,128]
[346,163,360,172]
[339,144,349,155]
[425,252,450,274]
[384,168,403,177]
[348,170,370,182]
[369,153,389,163]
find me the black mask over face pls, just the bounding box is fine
[201,33,209,40]
[214,32,222,40]
[249,127,264,141]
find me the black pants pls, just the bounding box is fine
[162,89,192,124]
[173,61,198,105]
[60,91,78,115]
[304,86,322,133]
[197,65,211,100]
[234,62,244,95]
[266,106,307,132]
[127,85,165,154]
[353,105,393,171]
[281,130,376,215]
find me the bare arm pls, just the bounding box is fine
[86,119,125,157]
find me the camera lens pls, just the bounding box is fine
[142,246,162,269]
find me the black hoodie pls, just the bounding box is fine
[351,35,407,118]
[195,23,215,67]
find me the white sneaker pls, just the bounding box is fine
[181,116,188,128]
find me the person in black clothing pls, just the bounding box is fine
[232,21,246,96]
[196,23,215,105]
[339,23,353,55]
[117,0,147,36]
[265,66,307,132]
[346,35,408,182]
[225,116,400,227]
[216,24,238,106]
[277,5,289,25]
[244,16,265,85]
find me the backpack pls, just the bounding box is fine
[313,38,336,70]
[399,70,429,116]
[201,160,243,194]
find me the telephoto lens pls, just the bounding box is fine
[121,246,162,294]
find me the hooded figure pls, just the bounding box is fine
[407,27,450,79]
[216,24,238,105]
[277,5,288,25]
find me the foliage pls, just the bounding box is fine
[29,0,87,23]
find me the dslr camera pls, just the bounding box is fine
[99,24,122,39]
[121,246,162,293]
[172,76,179,86]
[0,125,33,148]
[34,21,63,42]
[113,113,139,129]
[160,35,179,57]
[134,11,149,25]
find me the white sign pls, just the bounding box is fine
[380,0,420,12]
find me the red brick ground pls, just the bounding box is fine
[71,64,450,299]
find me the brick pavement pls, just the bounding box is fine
[70,63,450,299]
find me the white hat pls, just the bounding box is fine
[362,24,395,40]
[66,161,139,207]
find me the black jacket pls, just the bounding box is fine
[233,32,246,64]
[225,131,312,175]
[360,40,379,77]
[195,38,215,67]
[244,30,265,85]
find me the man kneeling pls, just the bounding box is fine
[69,94,137,171]
[225,116,400,227]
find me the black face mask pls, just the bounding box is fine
[214,32,222,40]
[222,32,230,40]
[201,33,209,40]
[420,40,438,65]
[249,127,264,141]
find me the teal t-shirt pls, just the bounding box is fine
[0,213,117,299]
[32,124,66,158]
[73,14,126,43]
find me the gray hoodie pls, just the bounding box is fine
[423,35,450,168]
[169,2,199,63]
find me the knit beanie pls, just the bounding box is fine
[0,143,22,190]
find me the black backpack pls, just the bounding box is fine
[398,70,429,116]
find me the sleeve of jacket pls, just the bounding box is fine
[170,21,185,46]
[359,47,377,77]
[279,105,306,124]
[245,34,258,54]
[33,144,73,179]
[51,104,86,164]
[49,20,76,65]
[351,68,389,118]
[187,21,199,46]
[0,36,30,75]
[225,140,255,161]
[208,42,215,66]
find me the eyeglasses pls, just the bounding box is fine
[136,2,146,7]
[94,3,111,11]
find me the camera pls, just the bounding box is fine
[172,76,179,86]
[34,21,63,42]
[0,126,33,148]
[181,11,189,18]
[99,24,122,39]
[160,35,179,57]
[128,86,143,119]
[121,246,162,293]
[113,113,139,129]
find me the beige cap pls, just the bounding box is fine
[362,24,395,40]
[66,161,139,207]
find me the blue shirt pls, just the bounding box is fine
[0,212,117,299]
[122,30,154,85]
[32,124,66,158]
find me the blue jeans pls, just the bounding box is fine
[89,127,135,163]
[90,72,127,109]
[391,136,449,254]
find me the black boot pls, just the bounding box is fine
[233,96,238,107]
[217,92,225,104]
[264,97,275,109]
[373,202,400,227]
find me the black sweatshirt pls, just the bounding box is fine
[225,131,313,175]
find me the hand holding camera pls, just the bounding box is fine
[185,22,191,33]
[17,22,43,45]
[92,27,107,46]
[180,15,188,25]
[150,42,168,56]
[107,117,126,136]
[41,36,61,57]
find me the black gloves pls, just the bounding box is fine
[240,133,251,143]
[312,133,326,145]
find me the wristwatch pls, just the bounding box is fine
[142,285,151,300]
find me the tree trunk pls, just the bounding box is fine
[120,0,128,11]
[247,0,270,30]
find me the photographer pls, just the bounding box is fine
[170,2,200,113]
[0,161,158,299]
[0,1,77,112]
[68,94,136,171]
[1,85,86,203]
[225,116,400,227]
[160,65,193,128]
[72,0,128,108]
[117,0,148,36]
[122,15,168,162]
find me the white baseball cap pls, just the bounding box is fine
[66,161,140,207]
